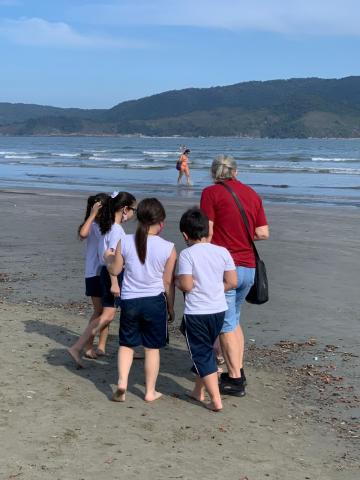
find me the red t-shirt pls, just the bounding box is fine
[200,179,268,267]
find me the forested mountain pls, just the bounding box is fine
[1,77,360,138]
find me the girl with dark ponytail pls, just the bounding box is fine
[68,191,137,368]
[105,198,176,403]
[78,192,110,358]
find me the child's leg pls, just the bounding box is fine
[68,307,116,367]
[202,372,223,411]
[190,376,206,402]
[96,325,109,356]
[112,346,134,402]
[84,297,103,357]
[144,348,162,402]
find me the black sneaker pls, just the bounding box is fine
[220,370,247,387]
[240,368,247,386]
[219,373,246,397]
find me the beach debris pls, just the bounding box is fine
[324,344,339,352]
[0,273,10,283]
[275,337,318,351]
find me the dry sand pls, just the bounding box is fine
[0,188,359,480]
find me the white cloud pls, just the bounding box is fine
[0,17,147,48]
[78,0,360,36]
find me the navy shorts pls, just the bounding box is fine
[119,293,167,349]
[183,312,225,378]
[99,266,123,308]
[85,276,102,298]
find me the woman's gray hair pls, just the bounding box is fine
[211,155,237,181]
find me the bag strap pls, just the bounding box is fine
[219,181,260,261]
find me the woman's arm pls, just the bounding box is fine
[254,225,269,241]
[223,270,238,291]
[79,202,102,239]
[162,248,177,322]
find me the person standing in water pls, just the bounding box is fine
[177,148,191,186]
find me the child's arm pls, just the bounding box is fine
[79,202,102,239]
[104,241,124,276]
[176,274,194,293]
[110,274,121,297]
[162,248,177,322]
[223,270,237,291]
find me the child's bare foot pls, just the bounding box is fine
[112,388,126,402]
[144,391,162,402]
[204,400,222,412]
[187,389,206,402]
[84,349,98,359]
[67,347,84,369]
[95,348,106,357]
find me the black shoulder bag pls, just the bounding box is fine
[220,182,269,305]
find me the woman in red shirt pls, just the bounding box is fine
[200,155,269,397]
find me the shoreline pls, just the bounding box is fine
[2,133,360,140]
[0,185,358,209]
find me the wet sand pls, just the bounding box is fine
[0,188,359,479]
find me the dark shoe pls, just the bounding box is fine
[220,370,247,387]
[219,374,246,397]
[240,368,247,386]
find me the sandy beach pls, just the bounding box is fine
[0,188,359,480]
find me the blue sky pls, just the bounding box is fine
[1,0,360,108]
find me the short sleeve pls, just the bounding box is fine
[108,225,125,250]
[255,198,268,227]
[223,248,236,271]
[200,187,215,222]
[178,250,193,275]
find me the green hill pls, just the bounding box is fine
[1,77,360,137]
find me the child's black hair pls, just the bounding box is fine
[135,198,166,264]
[98,192,136,235]
[179,207,209,240]
[78,192,109,236]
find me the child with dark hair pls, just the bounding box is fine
[177,207,237,411]
[105,198,176,403]
[78,192,110,358]
[68,191,137,368]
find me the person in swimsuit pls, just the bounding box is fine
[177,148,191,186]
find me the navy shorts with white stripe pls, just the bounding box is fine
[119,293,168,349]
[183,311,225,378]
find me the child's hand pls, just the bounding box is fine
[104,248,115,263]
[167,308,175,324]
[91,201,102,216]
[110,283,120,297]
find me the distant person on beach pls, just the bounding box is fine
[68,191,137,368]
[106,198,176,403]
[176,208,237,411]
[200,155,269,397]
[78,192,110,359]
[177,148,191,186]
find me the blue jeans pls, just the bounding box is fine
[222,266,255,333]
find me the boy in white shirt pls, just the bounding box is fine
[176,208,237,411]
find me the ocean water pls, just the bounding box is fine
[0,136,359,206]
